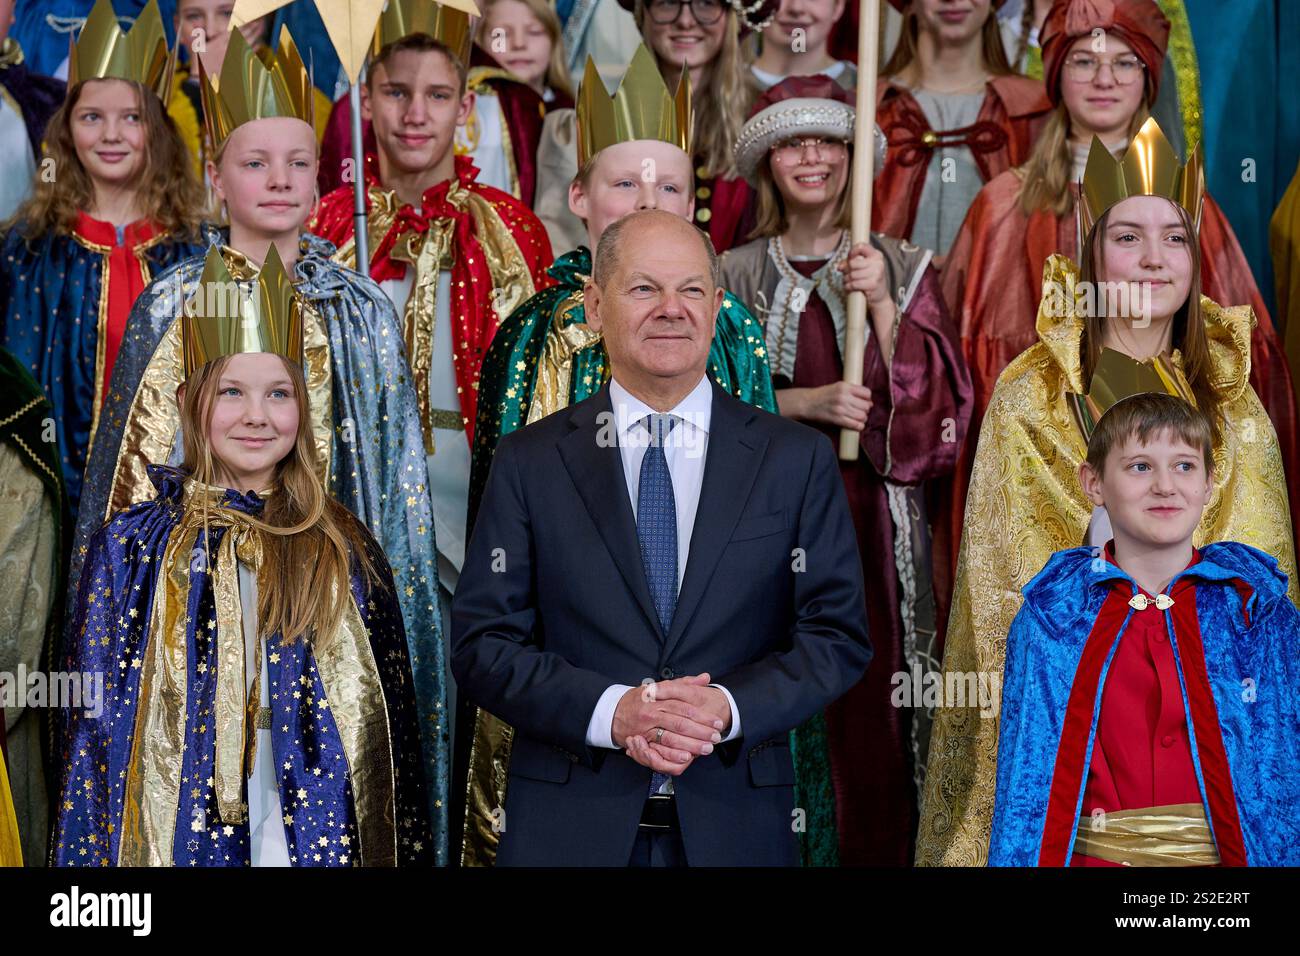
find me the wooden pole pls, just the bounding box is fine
[839,0,881,461]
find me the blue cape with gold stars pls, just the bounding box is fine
[54,465,433,867]
[68,226,451,862]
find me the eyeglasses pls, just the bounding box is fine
[772,137,847,162]
[646,0,726,26]
[1063,53,1146,85]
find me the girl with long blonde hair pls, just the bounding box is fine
[56,319,433,865]
[69,23,455,863]
[631,0,774,251]
[0,57,204,515]
[477,0,576,105]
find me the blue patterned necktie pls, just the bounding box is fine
[637,413,677,796]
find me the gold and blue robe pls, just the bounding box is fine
[69,226,452,862]
[54,465,431,866]
[0,221,201,513]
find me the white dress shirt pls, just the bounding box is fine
[584,375,742,751]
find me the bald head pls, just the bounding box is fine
[592,209,720,291]
[582,208,723,409]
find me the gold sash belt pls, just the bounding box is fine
[1073,803,1221,867]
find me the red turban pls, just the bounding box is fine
[1040,0,1170,106]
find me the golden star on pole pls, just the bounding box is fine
[233,0,483,85]
[232,0,385,84]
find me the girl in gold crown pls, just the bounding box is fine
[72,24,454,863]
[0,0,204,516]
[54,262,432,866]
[916,139,1299,866]
[937,1,1298,622]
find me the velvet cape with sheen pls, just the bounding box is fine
[68,227,452,862]
[721,234,974,866]
[54,465,432,866]
[989,542,1300,867]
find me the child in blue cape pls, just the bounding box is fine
[990,392,1300,866]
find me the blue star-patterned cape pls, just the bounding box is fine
[0,222,202,513]
[55,465,432,866]
[68,226,450,862]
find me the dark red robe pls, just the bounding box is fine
[784,259,972,865]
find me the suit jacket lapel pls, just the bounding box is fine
[558,384,666,640]
[663,381,767,661]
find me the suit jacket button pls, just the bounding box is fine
[660,667,674,679]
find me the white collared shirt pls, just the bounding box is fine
[585,374,741,751]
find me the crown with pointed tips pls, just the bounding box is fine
[199,25,314,150]
[68,0,175,106]
[576,44,691,167]
[1069,347,1196,443]
[371,0,481,65]
[1080,117,1205,238]
[182,244,303,378]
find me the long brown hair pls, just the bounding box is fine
[1078,202,1222,447]
[749,144,852,240]
[478,0,575,101]
[635,2,756,180]
[179,353,384,645]
[12,78,203,239]
[1016,101,1150,217]
[881,2,1015,78]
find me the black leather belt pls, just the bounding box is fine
[639,794,679,831]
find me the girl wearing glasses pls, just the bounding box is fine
[933,0,1299,650]
[625,0,777,252]
[875,0,1050,257]
[721,76,973,866]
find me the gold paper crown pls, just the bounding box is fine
[1079,117,1205,238]
[1069,347,1196,443]
[199,25,314,150]
[182,245,303,378]
[68,0,175,106]
[576,44,691,167]
[372,0,481,65]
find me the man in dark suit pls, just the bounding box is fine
[451,209,872,866]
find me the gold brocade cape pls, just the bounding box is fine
[915,254,1299,866]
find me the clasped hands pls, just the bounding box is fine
[611,673,732,777]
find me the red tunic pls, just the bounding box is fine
[1073,545,1203,866]
[71,213,162,401]
[873,76,1051,243]
[311,156,553,444]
